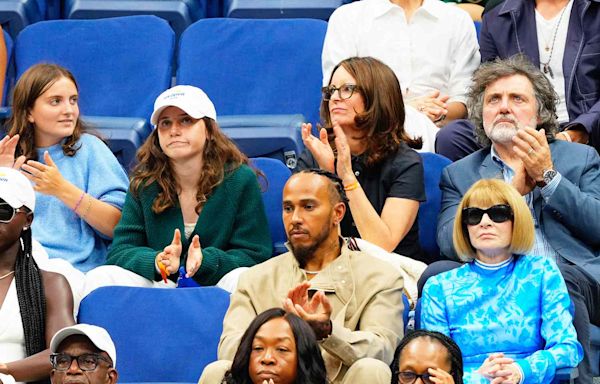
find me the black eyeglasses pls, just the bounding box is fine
[321,84,359,101]
[0,203,28,223]
[462,204,513,226]
[396,371,437,384]
[50,353,112,371]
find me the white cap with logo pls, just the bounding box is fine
[150,85,217,126]
[50,324,117,367]
[0,167,35,211]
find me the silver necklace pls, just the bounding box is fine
[0,270,15,280]
[540,0,571,79]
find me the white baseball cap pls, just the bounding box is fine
[0,167,35,211]
[150,85,217,126]
[50,324,117,367]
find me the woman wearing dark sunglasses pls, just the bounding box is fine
[0,167,75,384]
[420,179,582,383]
[296,57,428,264]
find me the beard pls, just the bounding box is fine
[485,116,518,144]
[289,225,332,268]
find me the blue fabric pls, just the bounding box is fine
[15,15,175,120]
[437,141,600,284]
[480,0,600,137]
[31,134,129,272]
[177,18,327,126]
[77,286,230,383]
[421,255,583,384]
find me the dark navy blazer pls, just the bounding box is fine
[480,0,600,135]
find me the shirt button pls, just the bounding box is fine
[354,171,360,176]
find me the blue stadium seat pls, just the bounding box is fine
[0,0,44,37]
[78,286,230,384]
[224,0,344,20]
[418,152,452,263]
[219,114,304,169]
[474,20,482,42]
[15,15,175,170]
[63,0,206,37]
[251,157,291,255]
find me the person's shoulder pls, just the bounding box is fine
[330,0,372,17]
[429,0,473,19]
[40,269,71,291]
[79,133,108,149]
[226,163,256,181]
[347,250,403,284]
[244,252,293,277]
[446,147,490,171]
[387,143,422,167]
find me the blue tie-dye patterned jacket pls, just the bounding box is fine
[421,255,582,384]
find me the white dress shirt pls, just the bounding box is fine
[322,0,481,105]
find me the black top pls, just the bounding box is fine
[295,142,427,262]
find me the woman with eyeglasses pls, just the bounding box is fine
[0,63,129,272]
[220,308,328,384]
[296,56,428,264]
[0,167,75,384]
[421,179,582,384]
[390,329,464,384]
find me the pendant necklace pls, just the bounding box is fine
[540,0,571,79]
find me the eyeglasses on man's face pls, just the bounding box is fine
[321,84,359,101]
[0,202,28,224]
[50,353,112,371]
[396,371,438,384]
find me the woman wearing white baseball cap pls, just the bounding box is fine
[0,167,75,384]
[84,85,271,293]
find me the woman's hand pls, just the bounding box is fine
[478,353,521,383]
[0,134,26,170]
[427,367,455,383]
[185,235,203,278]
[0,362,8,374]
[301,123,335,172]
[157,229,183,275]
[21,151,66,196]
[331,120,355,185]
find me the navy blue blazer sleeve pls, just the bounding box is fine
[437,166,461,260]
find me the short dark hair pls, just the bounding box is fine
[223,308,328,384]
[390,330,464,384]
[296,168,349,205]
[467,54,559,147]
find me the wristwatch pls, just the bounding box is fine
[537,168,558,187]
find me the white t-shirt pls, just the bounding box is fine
[535,0,573,123]
[322,0,481,105]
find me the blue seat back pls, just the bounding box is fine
[418,153,452,262]
[77,286,230,383]
[251,157,291,255]
[177,18,326,125]
[15,15,175,120]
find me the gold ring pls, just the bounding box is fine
[418,106,425,112]
[528,148,534,155]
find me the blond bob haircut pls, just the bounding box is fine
[453,179,534,262]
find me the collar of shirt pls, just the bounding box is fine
[490,145,515,183]
[371,0,443,20]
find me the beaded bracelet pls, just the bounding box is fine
[73,191,86,213]
[80,194,93,219]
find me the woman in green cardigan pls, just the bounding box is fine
[84,86,272,295]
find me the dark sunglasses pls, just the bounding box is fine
[0,202,28,223]
[461,204,513,226]
[396,371,437,384]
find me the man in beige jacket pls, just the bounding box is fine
[199,169,404,384]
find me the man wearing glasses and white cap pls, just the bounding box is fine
[49,324,118,384]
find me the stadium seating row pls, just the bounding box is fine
[0,0,352,37]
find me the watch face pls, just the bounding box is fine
[543,169,557,184]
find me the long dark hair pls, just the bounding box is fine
[320,57,422,167]
[390,330,464,384]
[15,214,49,384]
[7,63,87,161]
[130,116,253,214]
[223,308,328,384]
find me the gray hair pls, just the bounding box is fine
[467,55,559,147]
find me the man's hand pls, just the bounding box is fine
[185,234,203,278]
[407,90,450,122]
[511,161,536,196]
[0,135,26,169]
[283,282,333,339]
[512,127,553,183]
[157,229,183,275]
[301,123,335,172]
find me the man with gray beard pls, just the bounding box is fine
[436,55,600,383]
